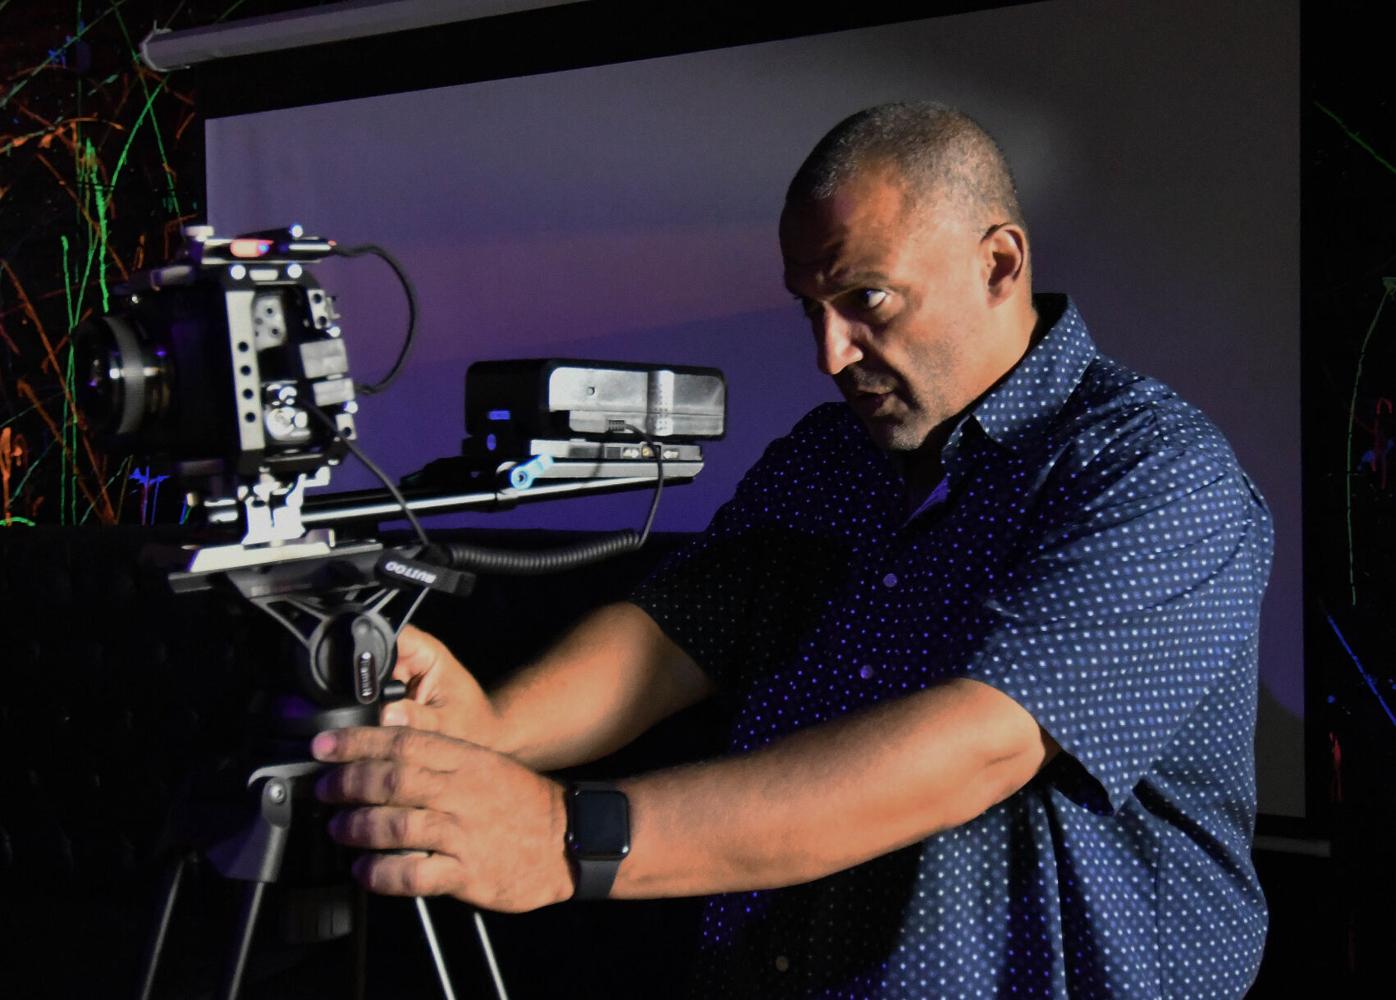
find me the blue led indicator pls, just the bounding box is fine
[488,409,512,421]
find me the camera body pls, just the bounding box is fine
[75,226,356,494]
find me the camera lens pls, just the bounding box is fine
[74,315,171,440]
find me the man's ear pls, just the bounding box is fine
[982,223,1028,303]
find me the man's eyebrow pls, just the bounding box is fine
[784,269,894,298]
[830,269,893,287]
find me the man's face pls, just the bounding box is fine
[780,167,995,455]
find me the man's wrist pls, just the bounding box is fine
[545,778,574,906]
[563,780,631,900]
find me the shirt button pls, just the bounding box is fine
[859,664,876,680]
[774,955,790,973]
[882,572,899,588]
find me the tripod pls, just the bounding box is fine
[133,539,500,1000]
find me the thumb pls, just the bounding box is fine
[393,624,451,683]
[380,697,442,733]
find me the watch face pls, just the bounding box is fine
[567,787,630,860]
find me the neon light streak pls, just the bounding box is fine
[1315,101,1396,178]
[60,234,76,331]
[1345,284,1393,605]
[1325,611,1396,731]
[84,460,134,525]
[114,7,181,215]
[0,1,127,114]
[8,435,59,514]
[65,344,78,523]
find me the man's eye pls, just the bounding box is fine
[856,289,889,311]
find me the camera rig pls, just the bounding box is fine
[75,224,357,566]
[76,226,726,1000]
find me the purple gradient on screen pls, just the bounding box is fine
[208,0,1302,814]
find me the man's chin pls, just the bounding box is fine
[856,413,926,453]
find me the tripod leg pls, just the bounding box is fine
[136,851,194,1000]
[415,897,462,1000]
[472,909,511,1000]
[219,880,268,1000]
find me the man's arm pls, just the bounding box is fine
[384,603,714,771]
[312,672,1057,910]
[612,676,1057,897]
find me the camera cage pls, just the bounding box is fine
[75,225,357,559]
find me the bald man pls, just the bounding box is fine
[312,103,1273,998]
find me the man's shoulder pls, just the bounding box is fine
[1040,353,1270,543]
[1062,354,1245,472]
[724,401,899,522]
[749,401,870,470]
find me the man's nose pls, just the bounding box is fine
[814,309,864,376]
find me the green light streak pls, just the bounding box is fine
[72,141,99,321]
[112,453,133,523]
[60,234,76,330]
[1315,101,1396,178]
[93,156,110,312]
[0,393,56,432]
[66,344,78,524]
[0,0,127,114]
[114,7,180,214]
[66,51,168,325]
[217,0,252,23]
[1346,284,1394,606]
[71,138,110,322]
[85,72,122,99]
[108,76,169,192]
[10,432,60,520]
[83,462,130,525]
[0,517,36,528]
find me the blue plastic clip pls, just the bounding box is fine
[509,455,554,490]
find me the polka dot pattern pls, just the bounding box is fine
[632,295,1274,998]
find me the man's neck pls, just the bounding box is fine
[898,431,949,514]
[895,296,1044,514]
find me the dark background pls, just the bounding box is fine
[1,0,1392,996]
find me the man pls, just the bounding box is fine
[310,103,1273,997]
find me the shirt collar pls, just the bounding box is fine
[967,293,1097,453]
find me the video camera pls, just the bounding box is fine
[73,225,726,999]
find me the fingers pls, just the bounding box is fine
[393,625,457,684]
[331,805,455,854]
[352,848,462,898]
[379,697,441,732]
[316,758,451,809]
[312,725,474,770]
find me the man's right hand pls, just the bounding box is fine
[377,603,712,773]
[379,625,503,749]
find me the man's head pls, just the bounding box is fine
[780,102,1036,459]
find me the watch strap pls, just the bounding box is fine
[565,780,629,901]
[572,852,622,901]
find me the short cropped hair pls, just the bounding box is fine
[786,102,1025,229]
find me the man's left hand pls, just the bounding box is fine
[311,726,572,912]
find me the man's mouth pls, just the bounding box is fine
[849,388,896,418]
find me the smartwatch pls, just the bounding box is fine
[564,781,630,900]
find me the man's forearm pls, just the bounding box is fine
[490,602,714,772]
[609,677,1057,898]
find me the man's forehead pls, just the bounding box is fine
[780,180,939,273]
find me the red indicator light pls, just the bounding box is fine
[230,238,272,259]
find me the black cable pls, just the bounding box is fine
[332,243,418,397]
[307,406,429,548]
[624,423,664,547]
[441,430,666,575]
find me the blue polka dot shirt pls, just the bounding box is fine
[631,295,1274,998]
